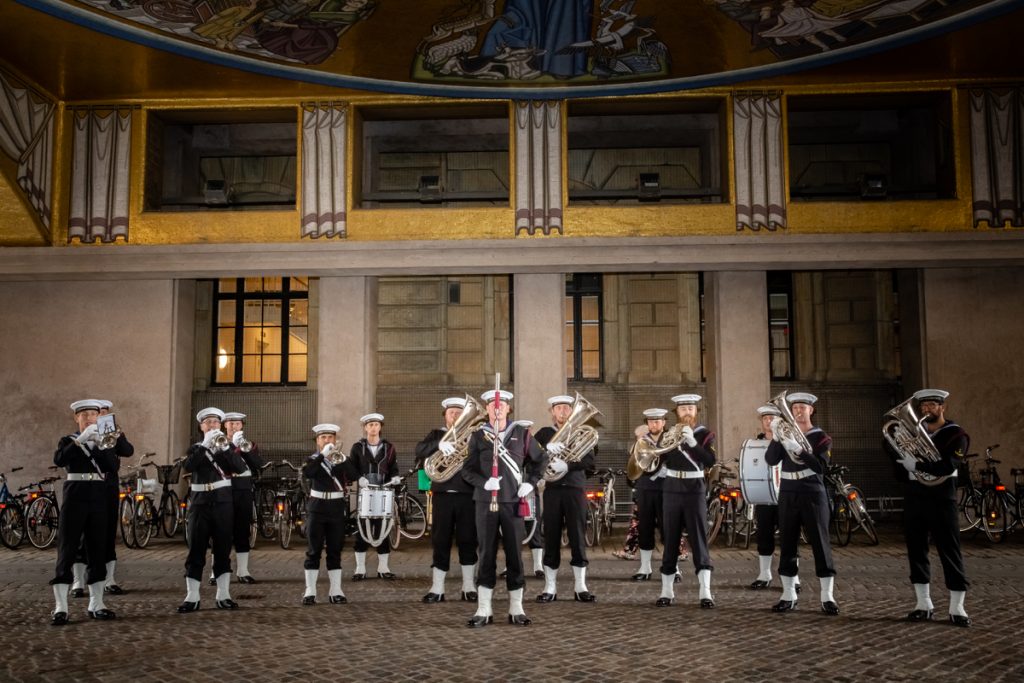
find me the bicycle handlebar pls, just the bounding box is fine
[278,460,300,471]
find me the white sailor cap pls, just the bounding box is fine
[913,389,949,404]
[671,394,702,405]
[441,397,466,410]
[312,423,340,435]
[196,407,225,423]
[787,392,818,406]
[481,390,513,404]
[360,413,384,424]
[97,400,113,410]
[643,408,669,420]
[547,395,574,407]
[223,412,246,422]
[70,399,103,413]
[757,404,782,417]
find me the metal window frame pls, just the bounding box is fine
[565,273,604,382]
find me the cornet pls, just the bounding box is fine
[99,428,122,450]
[322,442,348,465]
[211,432,231,451]
[235,434,254,453]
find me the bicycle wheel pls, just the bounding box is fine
[258,487,276,539]
[981,490,1009,543]
[398,495,427,540]
[0,503,26,549]
[847,486,879,545]
[26,497,59,549]
[248,500,258,549]
[958,487,981,534]
[278,498,292,550]
[602,488,616,539]
[133,498,155,549]
[706,497,724,546]
[724,500,738,548]
[295,493,308,540]
[181,495,191,546]
[160,491,180,538]
[831,495,852,547]
[120,497,137,548]
[584,505,598,547]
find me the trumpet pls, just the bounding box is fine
[235,434,254,453]
[99,428,122,450]
[211,432,231,451]
[322,442,348,465]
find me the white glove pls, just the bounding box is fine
[634,424,650,439]
[651,464,668,480]
[897,453,917,472]
[358,476,370,488]
[484,476,502,491]
[320,443,336,457]
[389,476,402,486]
[547,442,565,456]
[232,430,245,446]
[202,429,224,449]
[76,423,99,445]
[550,459,568,475]
[438,441,456,456]
[517,482,534,498]
[781,436,804,456]
[681,425,697,448]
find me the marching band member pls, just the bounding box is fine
[222,412,265,584]
[179,407,246,613]
[657,394,716,609]
[891,389,971,626]
[750,403,798,594]
[416,397,479,604]
[629,408,668,581]
[535,395,597,604]
[462,389,545,627]
[350,412,401,580]
[302,423,355,605]
[765,392,839,615]
[50,399,120,625]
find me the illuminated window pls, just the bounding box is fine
[565,274,603,381]
[213,277,308,385]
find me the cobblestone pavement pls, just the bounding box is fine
[2,525,1022,683]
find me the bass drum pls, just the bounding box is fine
[739,439,781,505]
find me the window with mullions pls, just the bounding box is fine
[768,272,794,380]
[213,277,309,385]
[565,274,603,381]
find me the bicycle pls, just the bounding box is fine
[391,470,427,548]
[977,446,1014,543]
[22,475,61,549]
[154,458,186,538]
[118,475,137,548]
[589,468,624,546]
[0,467,26,549]
[272,461,307,550]
[129,456,159,548]
[706,461,741,546]
[825,464,879,546]
[252,461,277,540]
[956,452,983,534]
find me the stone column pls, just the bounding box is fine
[318,276,378,439]
[704,271,771,460]
[513,273,565,425]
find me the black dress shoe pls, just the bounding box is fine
[104,584,125,595]
[329,595,347,604]
[534,570,544,578]
[907,609,933,622]
[632,572,651,582]
[377,572,396,580]
[216,598,239,610]
[352,573,365,581]
[821,601,840,616]
[535,592,557,603]
[208,577,216,586]
[422,592,445,603]
[50,611,69,626]
[71,588,85,599]
[795,583,802,594]
[750,580,770,590]
[467,615,493,628]
[508,613,532,626]
[674,573,682,584]
[177,601,200,613]
[700,598,715,609]
[574,591,597,603]
[461,591,478,602]
[237,575,257,585]
[949,614,971,627]
[772,599,797,612]
[655,597,673,607]
[88,608,116,620]
[302,596,316,606]
[499,570,508,579]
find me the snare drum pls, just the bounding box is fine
[739,439,781,505]
[357,485,395,520]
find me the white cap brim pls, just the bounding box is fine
[313,423,340,435]
[671,394,702,405]
[360,413,384,424]
[70,399,103,413]
[196,407,225,423]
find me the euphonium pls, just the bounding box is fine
[882,397,948,487]
[542,393,602,482]
[424,394,486,482]
[768,391,813,466]
[628,423,685,480]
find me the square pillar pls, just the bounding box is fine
[317,276,378,439]
[513,273,565,425]
[704,271,771,460]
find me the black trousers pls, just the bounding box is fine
[661,491,711,575]
[755,504,780,556]
[185,500,233,580]
[476,500,526,590]
[353,519,392,554]
[231,488,254,554]
[542,487,588,569]
[431,492,477,571]
[305,505,347,571]
[636,488,663,551]
[52,490,108,585]
[74,484,119,568]
[778,488,835,578]
[904,486,968,591]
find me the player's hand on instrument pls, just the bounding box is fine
[320,443,335,457]
[681,425,697,448]
[358,476,370,488]
[781,436,804,456]
[484,476,502,491]
[438,441,456,456]
[546,441,565,456]
[516,482,534,498]
[651,464,668,480]
[549,459,568,475]
[389,475,402,486]
[202,429,224,449]
[769,417,784,441]
[232,430,245,446]
[634,424,650,439]
[897,453,917,472]
[76,423,99,445]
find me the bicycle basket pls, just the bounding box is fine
[157,462,182,485]
[136,478,158,494]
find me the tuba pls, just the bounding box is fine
[542,393,601,482]
[628,423,685,481]
[424,394,486,482]
[768,391,813,466]
[882,397,948,487]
